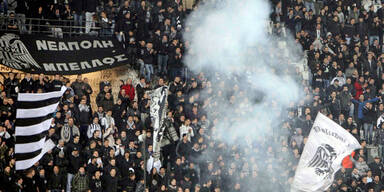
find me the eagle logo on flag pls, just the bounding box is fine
[0,33,41,70]
[307,144,337,179]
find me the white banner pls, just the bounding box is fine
[149,86,168,163]
[291,113,361,192]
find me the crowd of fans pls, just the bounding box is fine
[2,0,384,191]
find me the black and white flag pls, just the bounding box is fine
[291,113,361,192]
[147,86,168,172]
[0,33,129,74]
[15,86,66,170]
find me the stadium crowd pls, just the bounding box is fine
[2,0,384,192]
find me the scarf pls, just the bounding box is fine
[79,104,90,112]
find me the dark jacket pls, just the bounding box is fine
[368,161,383,177]
[362,105,376,124]
[143,48,155,65]
[100,97,114,112]
[76,104,92,125]
[70,0,84,13]
[102,175,118,192]
[20,78,33,93]
[90,178,103,192]
[71,81,86,98]
[85,0,97,12]
[68,154,83,174]
[48,172,66,190]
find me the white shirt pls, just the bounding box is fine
[179,124,194,141]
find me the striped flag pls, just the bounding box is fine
[15,86,66,170]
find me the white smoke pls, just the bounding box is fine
[184,0,304,141]
[183,0,306,190]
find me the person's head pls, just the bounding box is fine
[156,0,162,7]
[146,42,153,49]
[107,110,112,116]
[94,130,100,138]
[359,76,365,83]
[38,168,45,177]
[375,175,380,183]
[101,11,107,18]
[124,151,130,159]
[359,94,365,102]
[110,158,116,166]
[79,167,85,175]
[158,77,164,86]
[104,139,110,147]
[93,116,99,124]
[140,76,146,84]
[52,166,60,174]
[129,172,135,180]
[105,92,111,99]
[94,170,101,179]
[68,117,74,126]
[171,178,177,186]
[127,78,132,85]
[73,135,80,143]
[26,168,35,178]
[76,74,82,81]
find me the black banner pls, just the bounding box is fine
[0,33,129,75]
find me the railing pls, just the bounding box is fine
[0,16,114,37]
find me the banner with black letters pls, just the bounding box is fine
[0,33,129,75]
[291,113,361,192]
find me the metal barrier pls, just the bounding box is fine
[0,16,113,37]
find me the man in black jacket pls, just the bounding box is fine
[4,72,19,99]
[36,168,48,192]
[103,168,118,192]
[23,168,38,192]
[71,75,85,104]
[168,47,183,81]
[369,157,383,177]
[50,74,63,91]
[67,148,83,192]
[156,35,170,76]
[363,102,376,144]
[90,170,103,192]
[48,166,66,192]
[143,42,156,81]
[19,73,33,93]
[76,98,92,142]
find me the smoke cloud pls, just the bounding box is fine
[183,0,306,190]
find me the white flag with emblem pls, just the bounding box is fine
[291,113,361,192]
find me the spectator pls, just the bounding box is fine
[90,170,103,192]
[85,0,97,33]
[48,165,66,192]
[61,117,80,143]
[70,0,84,33]
[142,42,155,81]
[103,168,118,192]
[88,116,102,139]
[121,78,135,102]
[71,166,89,192]
[100,11,113,36]
[100,92,114,112]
